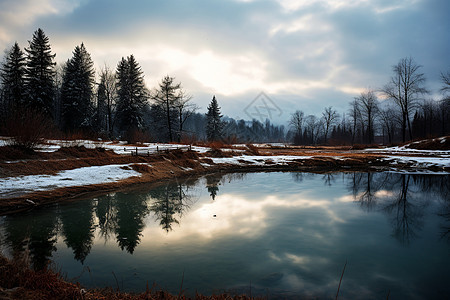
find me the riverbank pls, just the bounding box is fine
[0,255,261,300]
[1,137,449,215]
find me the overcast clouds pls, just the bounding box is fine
[1,0,448,124]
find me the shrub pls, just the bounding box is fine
[245,143,260,155]
[2,108,55,150]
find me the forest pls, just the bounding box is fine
[1,28,449,147]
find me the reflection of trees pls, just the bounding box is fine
[206,174,222,200]
[347,173,439,245]
[348,172,389,211]
[149,180,196,232]
[60,200,95,263]
[382,175,425,245]
[438,202,450,241]
[322,173,336,186]
[115,192,149,254]
[27,213,59,270]
[3,210,59,270]
[95,194,118,242]
[425,175,450,241]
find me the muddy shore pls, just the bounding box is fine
[2,144,447,215]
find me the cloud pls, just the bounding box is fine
[0,0,83,49]
[0,0,447,121]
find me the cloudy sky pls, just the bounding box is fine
[0,0,448,124]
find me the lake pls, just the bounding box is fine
[1,172,449,299]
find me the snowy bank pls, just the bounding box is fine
[0,164,142,199]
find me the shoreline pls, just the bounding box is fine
[1,146,448,215]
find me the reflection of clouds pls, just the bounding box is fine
[374,190,394,198]
[338,190,393,203]
[338,194,355,203]
[140,192,347,246]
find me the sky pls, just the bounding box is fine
[0,0,449,125]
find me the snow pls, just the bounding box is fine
[209,155,312,166]
[0,164,142,199]
[365,146,450,157]
[365,137,450,157]
[381,156,450,169]
[33,139,212,154]
[1,137,449,200]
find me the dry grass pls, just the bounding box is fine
[405,136,450,150]
[0,255,262,300]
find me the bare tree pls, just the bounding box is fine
[355,90,379,144]
[441,71,450,96]
[439,71,450,136]
[97,66,117,137]
[289,110,304,135]
[321,106,339,143]
[305,114,322,145]
[382,57,428,142]
[174,90,197,142]
[379,104,398,145]
[349,98,361,144]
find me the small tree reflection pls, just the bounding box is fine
[60,199,95,263]
[206,174,222,200]
[148,179,197,232]
[95,193,118,242]
[114,193,149,254]
[348,172,389,211]
[322,173,336,186]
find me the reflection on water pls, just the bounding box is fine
[1,172,449,299]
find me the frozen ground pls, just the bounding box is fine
[1,137,449,199]
[0,164,142,199]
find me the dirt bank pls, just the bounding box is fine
[0,144,448,215]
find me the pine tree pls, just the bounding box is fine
[95,75,108,133]
[115,55,148,137]
[152,76,193,142]
[60,43,95,132]
[206,96,224,141]
[0,42,26,116]
[24,28,56,118]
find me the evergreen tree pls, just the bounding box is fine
[95,74,108,133]
[115,55,148,137]
[206,96,224,141]
[60,43,95,132]
[24,28,56,118]
[152,75,193,142]
[0,42,26,116]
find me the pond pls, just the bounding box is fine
[1,172,449,299]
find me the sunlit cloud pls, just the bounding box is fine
[0,0,445,119]
[0,0,83,49]
[139,192,349,246]
[269,14,331,36]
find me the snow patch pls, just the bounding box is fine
[0,164,141,198]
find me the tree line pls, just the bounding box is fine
[288,57,450,146]
[1,28,448,146]
[0,28,286,146]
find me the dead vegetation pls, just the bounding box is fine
[0,255,260,300]
[404,136,450,150]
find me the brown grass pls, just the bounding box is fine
[405,136,450,150]
[245,144,260,155]
[0,255,261,300]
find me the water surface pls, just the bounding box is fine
[1,172,449,299]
